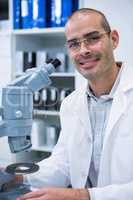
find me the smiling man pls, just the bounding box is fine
[17,8,133,200]
[65,9,119,97]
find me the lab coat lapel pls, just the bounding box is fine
[98,64,133,186]
[72,87,92,188]
[97,91,127,186]
[103,63,133,144]
[76,88,92,142]
[104,91,127,141]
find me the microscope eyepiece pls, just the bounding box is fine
[46,58,61,68]
[51,58,61,68]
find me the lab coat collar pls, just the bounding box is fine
[116,62,133,93]
[102,63,133,140]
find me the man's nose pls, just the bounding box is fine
[79,41,91,54]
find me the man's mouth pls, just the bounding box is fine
[79,57,100,68]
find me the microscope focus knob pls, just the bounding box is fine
[15,110,23,118]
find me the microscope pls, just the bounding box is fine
[0,58,61,199]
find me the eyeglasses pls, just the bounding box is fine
[66,31,110,52]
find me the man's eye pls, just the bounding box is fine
[69,42,79,48]
[87,35,101,42]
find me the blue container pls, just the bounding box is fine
[50,0,62,27]
[46,0,52,27]
[21,0,32,29]
[61,0,79,26]
[61,0,72,27]
[72,0,79,12]
[31,0,47,28]
[29,0,33,28]
[49,0,79,28]
[13,0,21,29]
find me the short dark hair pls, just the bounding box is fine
[67,8,111,33]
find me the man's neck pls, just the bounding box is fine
[88,63,121,97]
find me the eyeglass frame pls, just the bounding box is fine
[65,31,111,52]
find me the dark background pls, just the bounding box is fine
[0,0,9,20]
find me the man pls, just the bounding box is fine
[16,8,133,200]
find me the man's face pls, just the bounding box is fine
[65,13,119,81]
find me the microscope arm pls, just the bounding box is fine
[9,62,55,90]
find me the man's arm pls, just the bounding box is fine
[17,188,90,200]
[16,181,133,200]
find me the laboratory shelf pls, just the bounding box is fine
[12,27,65,37]
[33,109,60,117]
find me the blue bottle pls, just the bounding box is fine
[72,0,79,12]
[32,0,46,28]
[61,0,72,27]
[50,0,62,27]
[46,0,52,27]
[48,0,79,28]
[21,0,31,29]
[13,0,21,29]
[28,0,33,28]
[61,0,79,26]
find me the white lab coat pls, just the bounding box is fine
[27,64,133,200]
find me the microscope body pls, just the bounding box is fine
[0,59,61,191]
[0,59,60,153]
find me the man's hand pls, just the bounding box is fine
[17,187,90,200]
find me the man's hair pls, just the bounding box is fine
[68,8,111,33]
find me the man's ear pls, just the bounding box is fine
[111,30,119,49]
